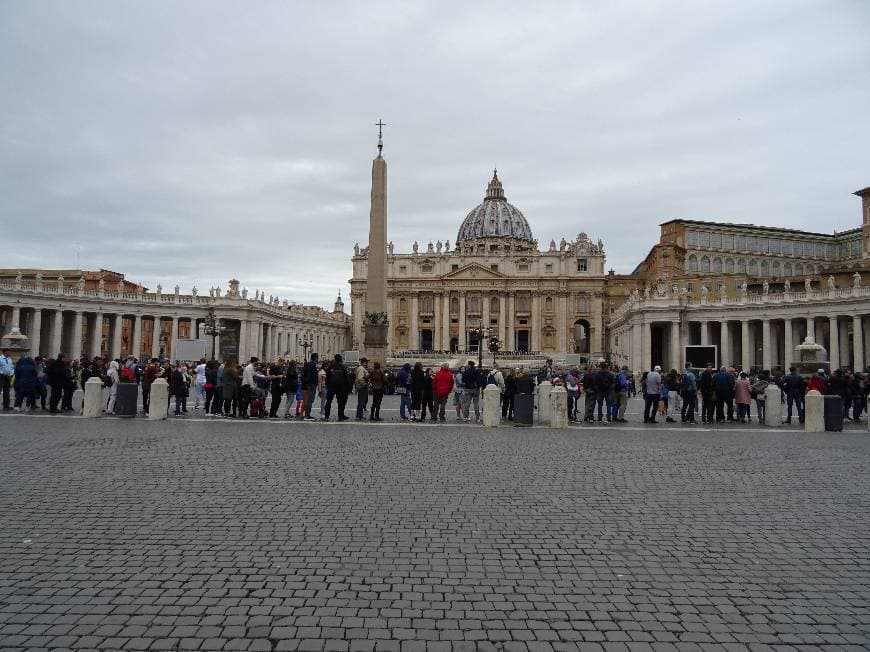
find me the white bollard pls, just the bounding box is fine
[148,378,169,420]
[549,385,568,428]
[804,390,824,433]
[537,380,552,425]
[482,384,501,427]
[82,377,103,418]
[762,384,783,426]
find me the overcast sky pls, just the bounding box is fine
[2,1,868,308]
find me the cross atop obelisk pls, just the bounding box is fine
[376,119,386,158]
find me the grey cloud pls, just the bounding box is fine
[1,0,868,308]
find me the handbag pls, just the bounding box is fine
[657,399,665,414]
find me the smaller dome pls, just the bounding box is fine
[456,170,535,244]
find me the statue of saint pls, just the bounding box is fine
[436,240,442,253]
[762,280,769,295]
[827,275,836,290]
[412,241,419,254]
[853,271,861,288]
[805,277,812,292]
[783,279,791,292]
[354,242,360,256]
[388,241,394,254]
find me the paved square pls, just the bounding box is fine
[1,417,868,651]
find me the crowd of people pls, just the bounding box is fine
[1,347,867,425]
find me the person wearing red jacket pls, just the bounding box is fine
[432,363,455,422]
[807,371,828,395]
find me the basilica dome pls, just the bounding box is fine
[456,170,535,244]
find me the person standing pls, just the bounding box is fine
[301,353,319,421]
[421,368,436,421]
[502,368,517,421]
[712,367,734,422]
[169,363,188,416]
[192,358,207,410]
[396,363,412,421]
[221,359,239,417]
[698,363,716,423]
[323,354,351,421]
[354,358,370,420]
[141,358,159,416]
[460,361,480,423]
[240,356,260,419]
[268,358,286,419]
[735,372,752,422]
[750,371,770,424]
[410,362,425,421]
[433,363,454,422]
[615,366,630,422]
[12,356,37,412]
[104,359,119,415]
[680,363,698,423]
[368,362,386,421]
[282,361,300,419]
[643,365,662,424]
[0,347,14,410]
[782,366,806,424]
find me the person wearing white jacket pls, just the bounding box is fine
[105,360,120,415]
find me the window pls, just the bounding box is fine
[545,297,554,313]
[713,257,722,273]
[518,295,530,312]
[725,258,735,274]
[760,260,769,276]
[399,298,407,313]
[736,235,746,251]
[451,264,459,271]
[815,242,824,258]
[784,262,793,276]
[747,236,758,253]
[399,265,407,273]
[490,264,498,272]
[490,297,499,314]
[782,240,793,256]
[518,263,529,272]
[769,239,780,255]
[738,259,747,274]
[772,261,781,276]
[825,244,834,259]
[422,295,433,314]
[576,258,588,272]
[748,259,758,275]
[699,232,710,247]
[722,234,734,250]
[700,256,711,273]
[686,230,699,247]
[711,233,722,249]
[489,244,498,253]
[421,264,433,273]
[469,295,480,314]
[852,240,862,255]
[757,238,768,254]
[718,281,725,291]
[795,263,804,276]
[686,282,694,292]
[687,254,698,272]
[545,263,553,273]
[450,297,459,314]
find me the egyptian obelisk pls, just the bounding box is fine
[363,120,388,366]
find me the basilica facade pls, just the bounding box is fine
[349,171,609,359]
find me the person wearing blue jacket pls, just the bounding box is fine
[13,356,38,411]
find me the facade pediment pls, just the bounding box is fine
[440,263,507,281]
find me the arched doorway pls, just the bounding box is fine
[450,337,459,353]
[572,319,591,354]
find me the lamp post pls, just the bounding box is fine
[202,306,228,360]
[298,335,313,361]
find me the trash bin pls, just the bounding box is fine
[514,393,534,426]
[823,394,843,432]
[114,382,139,417]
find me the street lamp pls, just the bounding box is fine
[298,335,313,361]
[468,320,500,368]
[202,306,228,360]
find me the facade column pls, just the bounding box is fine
[506,294,515,352]
[783,318,793,370]
[761,319,771,371]
[720,321,731,368]
[829,316,840,370]
[700,321,709,345]
[29,309,42,357]
[839,318,849,369]
[409,293,419,351]
[442,293,450,351]
[670,320,681,371]
[238,319,247,362]
[151,318,160,359]
[557,293,568,352]
[169,317,179,361]
[458,292,467,352]
[499,293,507,350]
[50,310,63,356]
[853,315,864,371]
[132,315,142,360]
[740,319,750,371]
[530,295,541,353]
[71,311,83,359]
[91,313,103,359]
[432,293,441,352]
[806,316,815,343]
[481,292,491,331]
[632,321,642,375]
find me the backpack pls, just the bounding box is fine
[617,372,629,391]
[486,372,498,386]
[103,374,114,388]
[120,367,135,383]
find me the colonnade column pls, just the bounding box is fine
[409,294,419,351]
[132,315,142,360]
[670,320,681,371]
[720,321,731,368]
[839,319,849,370]
[29,309,42,357]
[641,321,651,372]
[557,294,568,352]
[433,294,441,352]
[72,311,83,359]
[829,316,840,370]
[238,319,247,362]
[91,313,103,359]
[806,317,815,343]
[458,293,466,351]
[169,317,179,361]
[50,310,63,357]
[111,314,123,359]
[9,306,20,333]
[151,318,160,359]
[632,321,642,375]
[740,319,750,371]
[481,293,490,334]
[761,319,771,371]
[854,316,864,371]
[783,318,793,370]
[700,321,709,346]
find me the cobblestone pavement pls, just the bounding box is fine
[1,418,868,651]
